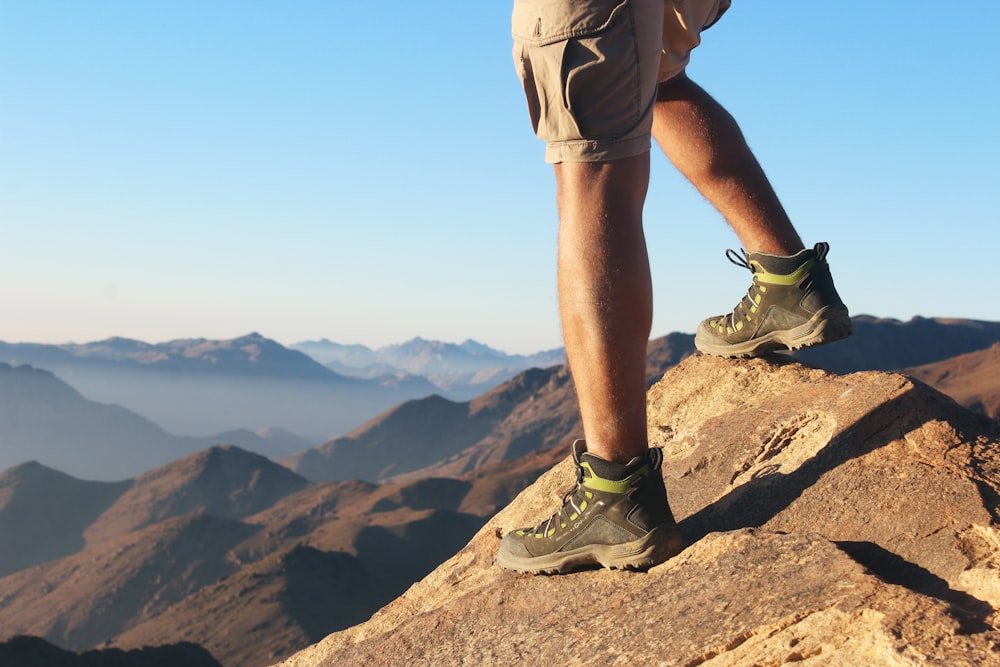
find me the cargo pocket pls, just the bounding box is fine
[512,0,641,143]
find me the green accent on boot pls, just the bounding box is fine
[754,257,816,286]
[579,460,651,494]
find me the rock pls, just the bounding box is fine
[274,356,1000,666]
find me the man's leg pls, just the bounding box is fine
[497,151,682,574]
[555,154,652,464]
[499,0,681,575]
[653,72,851,357]
[652,72,803,256]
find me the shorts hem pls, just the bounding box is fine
[545,134,651,164]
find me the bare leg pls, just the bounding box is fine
[555,153,652,464]
[652,72,804,256]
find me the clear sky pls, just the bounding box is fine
[2,2,998,355]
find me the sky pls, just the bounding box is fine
[2,2,998,355]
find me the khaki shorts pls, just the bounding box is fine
[512,0,731,163]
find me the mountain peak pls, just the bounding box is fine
[82,444,309,544]
[0,459,65,485]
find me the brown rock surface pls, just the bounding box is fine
[275,356,1000,666]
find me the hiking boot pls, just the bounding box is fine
[695,241,852,357]
[497,440,682,574]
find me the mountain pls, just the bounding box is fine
[294,336,565,375]
[292,336,566,399]
[906,341,1000,420]
[6,321,1000,666]
[81,445,310,544]
[0,462,131,578]
[110,545,380,667]
[112,505,486,667]
[290,340,381,368]
[275,354,1000,666]
[0,362,209,480]
[0,446,502,666]
[0,333,439,440]
[284,332,698,484]
[0,513,260,650]
[282,365,579,483]
[792,315,1000,373]
[0,363,317,479]
[0,446,307,576]
[62,333,335,378]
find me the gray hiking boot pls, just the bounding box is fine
[497,440,682,575]
[695,242,852,357]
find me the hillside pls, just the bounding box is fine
[276,355,1000,666]
[0,363,321,479]
[907,341,1000,420]
[0,446,307,575]
[0,513,260,649]
[81,445,310,544]
[0,446,513,665]
[283,366,578,483]
[793,315,1000,372]
[0,362,205,479]
[0,462,130,577]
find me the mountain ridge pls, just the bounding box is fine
[282,331,699,484]
[0,462,131,578]
[0,334,440,440]
[291,336,566,400]
[3,316,1000,665]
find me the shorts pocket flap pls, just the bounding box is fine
[512,0,630,46]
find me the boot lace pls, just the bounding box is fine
[712,249,761,333]
[519,451,657,538]
[524,464,592,538]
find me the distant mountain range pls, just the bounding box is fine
[0,333,439,442]
[292,337,566,399]
[282,318,1000,484]
[793,314,1000,372]
[3,317,998,483]
[2,315,1000,665]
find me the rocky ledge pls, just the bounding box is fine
[276,355,1000,666]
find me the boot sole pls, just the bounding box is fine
[498,524,683,575]
[695,306,852,358]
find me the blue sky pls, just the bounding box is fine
[2,2,998,355]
